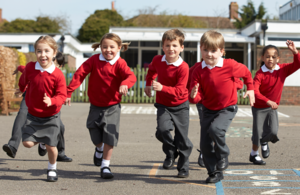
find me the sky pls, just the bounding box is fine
[0,0,291,35]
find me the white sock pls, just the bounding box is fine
[96,144,104,158]
[101,159,111,173]
[48,162,57,177]
[40,143,46,150]
[251,149,259,156]
[200,154,203,158]
[261,143,268,151]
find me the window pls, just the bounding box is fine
[184,51,197,67]
[184,42,197,48]
[120,49,138,68]
[140,41,160,47]
[29,44,35,52]
[5,46,22,50]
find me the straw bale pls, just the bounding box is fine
[0,46,18,111]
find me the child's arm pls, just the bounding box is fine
[155,65,189,99]
[235,78,244,90]
[284,40,300,76]
[65,58,93,106]
[118,62,137,96]
[18,67,29,93]
[253,72,278,109]
[145,60,158,97]
[45,73,67,107]
[188,69,202,104]
[231,60,255,106]
[13,65,25,75]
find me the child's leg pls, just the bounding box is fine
[22,141,38,148]
[100,144,114,179]
[261,109,279,144]
[46,145,58,164]
[155,105,176,159]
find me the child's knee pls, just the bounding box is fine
[22,141,33,148]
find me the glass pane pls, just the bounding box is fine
[184,51,197,67]
[120,49,138,68]
[184,42,197,48]
[225,51,244,64]
[142,50,158,68]
[140,41,160,47]
[128,41,138,47]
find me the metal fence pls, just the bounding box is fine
[63,66,256,105]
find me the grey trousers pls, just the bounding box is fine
[201,104,238,175]
[7,93,66,157]
[155,101,193,172]
[251,107,279,146]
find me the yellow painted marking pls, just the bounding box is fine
[149,163,216,189]
[279,123,300,126]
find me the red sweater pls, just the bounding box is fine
[145,55,189,107]
[18,65,25,73]
[187,62,244,105]
[253,53,300,108]
[19,62,67,117]
[67,54,136,107]
[189,59,254,110]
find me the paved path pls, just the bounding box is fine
[1,103,300,195]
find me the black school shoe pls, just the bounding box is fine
[163,151,179,169]
[249,154,266,165]
[38,144,47,156]
[2,144,17,158]
[94,148,103,166]
[177,169,189,178]
[217,157,229,171]
[197,149,205,167]
[261,143,270,159]
[57,155,73,162]
[47,169,58,182]
[205,172,224,183]
[100,167,114,179]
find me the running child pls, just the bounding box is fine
[3,60,72,162]
[189,30,255,183]
[19,35,67,182]
[145,29,193,178]
[249,41,300,165]
[187,60,244,168]
[65,33,136,179]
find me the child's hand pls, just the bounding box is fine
[266,100,278,110]
[286,40,298,54]
[244,90,255,106]
[64,98,71,106]
[15,88,23,97]
[43,93,52,107]
[119,85,128,96]
[145,86,152,97]
[152,80,163,91]
[12,67,19,75]
[190,83,199,99]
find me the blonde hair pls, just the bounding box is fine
[34,35,65,66]
[200,30,225,51]
[91,33,130,52]
[34,35,58,54]
[162,29,185,46]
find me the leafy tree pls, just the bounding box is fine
[77,9,125,43]
[234,0,267,29]
[0,16,69,33]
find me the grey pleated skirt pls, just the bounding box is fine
[22,112,61,147]
[86,103,121,146]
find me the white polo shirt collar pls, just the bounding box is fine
[35,61,55,74]
[202,58,224,69]
[99,53,120,65]
[261,64,280,73]
[161,55,183,67]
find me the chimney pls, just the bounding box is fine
[0,9,2,23]
[111,1,116,11]
[229,2,239,20]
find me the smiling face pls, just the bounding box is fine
[100,38,121,61]
[200,46,224,66]
[262,48,279,70]
[35,42,56,69]
[162,39,184,63]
